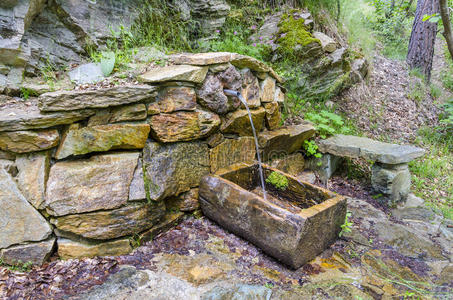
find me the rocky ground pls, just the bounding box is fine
[1,186,452,299]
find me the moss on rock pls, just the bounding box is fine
[277,15,320,57]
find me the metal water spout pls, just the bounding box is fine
[224,89,267,201]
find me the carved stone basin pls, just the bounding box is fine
[199,163,347,269]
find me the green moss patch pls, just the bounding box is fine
[266,171,289,191]
[277,15,320,56]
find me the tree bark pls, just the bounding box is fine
[440,0,453,60]
[407,0,440,81]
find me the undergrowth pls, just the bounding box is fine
[410,126,452,220]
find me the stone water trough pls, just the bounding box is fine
[199,163,347,269]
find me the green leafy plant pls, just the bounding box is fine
[129,233,141,249]
[339,211,353,237]
[304,140,322,159]
[100,51,115,77]
[266,171,289,190]
[264,282,274,289]
[429,84,442,100]
[440,99,453,129]
[305,110,351,138]
[0,259,33,272]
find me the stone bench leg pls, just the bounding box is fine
[306,154,343,185]
[371,163,411,206]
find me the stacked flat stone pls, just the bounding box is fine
[0,52,315,265]
[318,134,426,206]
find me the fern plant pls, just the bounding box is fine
[305,110,351,138]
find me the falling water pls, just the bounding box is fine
[223,89,267,201]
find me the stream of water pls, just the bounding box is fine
[223,89,267,201]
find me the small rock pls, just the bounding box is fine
[178,188,200,212]
[0,168,52,249]
[170,52,234,65]
[148,86,197,114]
[0,129,59,153]
[264,101,281,130]
[110,104,148,123]
[0,238,55,265]
[55,123,150,159]
[260,76,276,103]
[149,108,220,143]
[240,68,261,108]
[57,238,132,260]
[371,163,411,204]
[129,158,146,201]
[313,32,337,53]
[15,151,50,209]
[139,65,208,84]
[68,63,104,85]
[206,132,225,148]
[259,124,316,161]
[221,107,266,136]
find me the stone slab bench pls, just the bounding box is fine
[317,134,426,206]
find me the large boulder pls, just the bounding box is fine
[21,9,83,74]
[174,0,230,34]
[45,152,139,216]
[0,168,52,249]
[0,0,46,66]
[143,141,209,201]
[48,0,140,46]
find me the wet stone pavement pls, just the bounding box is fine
[1,197,452,299]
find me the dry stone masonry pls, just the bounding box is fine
[0,52,316,265]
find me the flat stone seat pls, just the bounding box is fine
[318,134,425,164]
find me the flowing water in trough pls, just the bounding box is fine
[223,89,267,201]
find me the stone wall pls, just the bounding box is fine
[0,0,230,93]
[0,52,315,265]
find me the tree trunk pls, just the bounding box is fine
[440,0,453,60]
[407,0,440,82]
